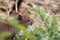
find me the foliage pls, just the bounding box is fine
[0,32,11,40]
[29,5,59,40]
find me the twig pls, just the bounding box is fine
[15,0,18,13]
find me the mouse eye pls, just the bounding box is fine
[25,19,30,23]
[27,19,30,22]
[25,19,33,26]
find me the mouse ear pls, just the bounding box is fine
[9,11,13,15]
[18,15,22,20]
[9,10,18,16]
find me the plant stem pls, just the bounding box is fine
[15,0,18,13]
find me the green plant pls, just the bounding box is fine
[0,32,11,40]
[29,5,59,40]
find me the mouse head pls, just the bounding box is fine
[18,14,33,27]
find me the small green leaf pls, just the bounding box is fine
[0,32,11,40]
